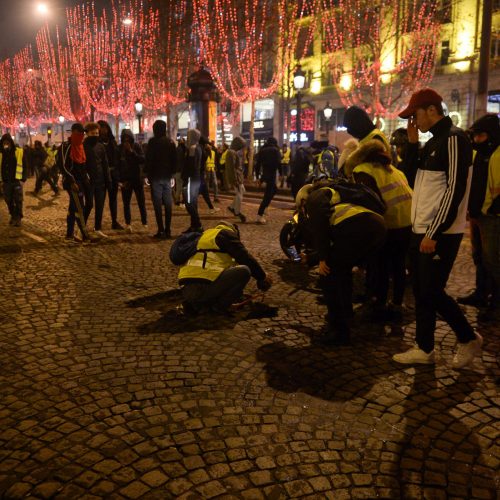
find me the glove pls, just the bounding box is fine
[257,276,272,291]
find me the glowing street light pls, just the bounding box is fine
[122,17,133,26]
[36,2,49,15]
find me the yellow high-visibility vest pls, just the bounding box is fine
[206,150,216,171]
[322,187,379,226]
[359,129,391,154]
[0,147,23,181]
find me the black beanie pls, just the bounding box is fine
[470,114,500,143]
[342,106,376,140]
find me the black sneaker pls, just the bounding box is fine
[112,221,125,230]
[153,232,165,239]
[237,213,246,223]
[227,206,235,214]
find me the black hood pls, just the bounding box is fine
[470,114,500,144]
[343,106,376,140]
[1,133,15,151]
[98,120,116,142]
[152,120,167,138]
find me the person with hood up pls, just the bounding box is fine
[289,146,311,199]
[1,133,28,226]
[84,122,111,238]
[57,123,92,241]
[344,139,413,320]
[255,136,281,224]
[119,128,147,232]
[145,119,177,239]
[182,128,203,232]
[458,114,500,322]
[98,120,124,230]
[178,221,272,314]
[224,136,247,223]
[342,106,391,153]
[33,140,58,196]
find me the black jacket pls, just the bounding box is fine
[145,136,177,180]
[255,143,282,182]
[0,135,28,182]
[118,132,145,184]
[84,137,111,187]
[57,141,89,189]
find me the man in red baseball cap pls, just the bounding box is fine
[393,88,482,369]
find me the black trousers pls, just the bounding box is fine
[88,183,107,230]
[411,233,475,353]
[108,170,120,224]
[258,180,277,216]
[35,166,59,194]
[320,213,387,336]
[121,181,147,225]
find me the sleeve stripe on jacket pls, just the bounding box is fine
[426,135,458,238]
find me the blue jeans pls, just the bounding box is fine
[151,178,173,234]
[183,177,201,229]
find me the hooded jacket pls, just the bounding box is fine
[119,129,145,183]
[182,129,202,181]
[225,136,246,188]
[406,116,472,238]
[145,120,177,180]
[98,121,120,181]
[84,136,111,187]
[346,140,412,229]
[0,134,27,183]
[255,137,281,182]
[343,106,390,153]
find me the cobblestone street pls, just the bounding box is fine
[1,180,499,499]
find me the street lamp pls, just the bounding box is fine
[122,17,133,26]
[323,102,333,141]
[293,64,306,145]
[36,3,49,15]
[58,115,65,143]
[134,100,143,134]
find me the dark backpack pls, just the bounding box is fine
[169,232,202,265]
[332,179,386,215]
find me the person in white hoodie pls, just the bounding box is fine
[392,88,482,369]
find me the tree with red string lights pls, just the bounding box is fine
[66,0,159,137]
[143,0,195,135]
[321,0,441,118]
[36,24,87,122]
[0,59,21,133]
[194,0,299,177]
[12,46,52,141]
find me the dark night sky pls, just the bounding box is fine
[0,0,110,60]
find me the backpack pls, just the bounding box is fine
[332,179,386,215]
[169,232,202,265]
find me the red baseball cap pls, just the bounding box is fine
[399,88,443,119]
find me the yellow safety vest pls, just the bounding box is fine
[353,163,412,229]
[178,226,237,282]
[206,150,216,171]
[220,150,228,166]
[322,187,379,226]
[281,149,290,164]
[359,129,391,155]
[482,146,500,216]
[0,147,23,181]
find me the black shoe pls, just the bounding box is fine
[237,213,246,223]
[184,226,203,234]
[227,206,235,214]
[153,232,165,239]
[457,291,488,308]
[112,221,125,230]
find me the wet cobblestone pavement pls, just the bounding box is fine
[1,181,499,499]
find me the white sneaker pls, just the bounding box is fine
[452,333,483,369]
[94,230,108,238]
[125,224,133,233]
[393,345,435,365]
[256,215,267,224]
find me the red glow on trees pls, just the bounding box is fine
[321,0,441,117]
[0,59,20,131]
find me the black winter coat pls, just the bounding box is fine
[145,136,177,180]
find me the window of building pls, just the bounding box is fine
[440,40,450,66]
[439,0,452,22]
[491,31,500,61]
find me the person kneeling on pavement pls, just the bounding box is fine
[302,182,387,345]
[178,221,272,313]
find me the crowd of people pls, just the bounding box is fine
[1,87,498,370]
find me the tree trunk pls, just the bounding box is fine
[115,115,120,142]
[247,99,256,180]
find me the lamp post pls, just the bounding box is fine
[58,115,65,144]
[293,64,306,145]
[134,100,143,134]
[323,102,333,143]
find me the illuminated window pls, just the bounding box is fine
[441,40,450,66]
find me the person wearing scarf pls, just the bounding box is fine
[57,123,92,242]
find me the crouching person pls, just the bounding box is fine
[178,221,272,313]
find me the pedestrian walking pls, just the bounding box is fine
[118,129,148,232]
[289,146,311,199]
[1,134,28,227]
[392,88,482,369]
[145,119,177,239]
[57,123,92,242]
[33,140,58,195]
[224,136,247,223]
[255,136,281,224]
[205,141,219,202]
[198,137,220,214]
[174,138,186,206]
[84,122,111,238]
[98,120,124,230]
[182,129,203,232]
[279,143,291,188]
